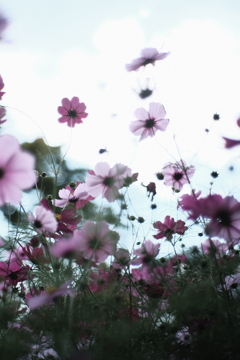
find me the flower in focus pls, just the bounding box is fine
[28,205,58,233]
[153,216,188,241]
[130,102,169,141]
[0,76,5,100]
[77,221,119,263]
[162,160,195,191]
[126,47,169,72]
[0,134,36,206]
[53,182,92,209]
[85,162,129,202]
[58,97,88,127]
[131,240,160,268]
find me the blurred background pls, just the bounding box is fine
[1,0,240,251]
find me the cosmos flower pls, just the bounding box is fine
[131,240,160,268]
[58,97,88,127]
[126,47,169,72]
[161,160,195,191]
[0,259,30,286]
[0,134,36,206]
[53,183,92,209]
[85,162,129,202]
[28,205,58,233]
[153,216,188,241]
[130,102,169,141]
[77,221,119,263]
[199,195,240,243]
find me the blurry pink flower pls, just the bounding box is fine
[78,221,119,263]
[58,97,88,127]
[0,106,6,124]
[50,231,83,258]
[153,216,188,241]
[199,195,240,243]
[0,134,36,206]
[201,238,228,255]
[219,273,240,291]
[28,205,58,233]
[85,162,129,202]
[179,189,202,219]
[126,48,169,71]
[131,240,160,267]
[162,160,195,191]
[130,102,169,141]
[112,248,130,269]
[0,76,5,100]
[53,182,92,209]
[27,281,73,310]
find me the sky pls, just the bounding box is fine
[1,0,240,251]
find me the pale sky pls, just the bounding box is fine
[1,0,240,251]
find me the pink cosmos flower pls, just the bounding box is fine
[85,162,129,202]
[77,221,119,263]
[53,182,92,209]
[178,189,202,219]
[130,102,169,141]
[197,195,240,243]
[0,106,6,124]
[27,281,73,310]
[28,205,58,233]
[126,47,169,72]
[0,134,36,206]
[58,97,88,127]
[112,248,130,269]
[162,160,195,191]
[0,259,30,286]
[153,216,188,241]
[131,240,160,268]
[219,273,240,291]
[201,238,228,255]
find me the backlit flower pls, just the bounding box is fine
[162,160,195,191]
[58,97,88,127]
[28,205,58,233]
[85,162,129,202]
[130,102,169,141]
[0,134,36,206]
[77,221,119,263]
[131,240,160,268]
[53,182,92,209]
[126,48,169,72]
[153,216,188,241]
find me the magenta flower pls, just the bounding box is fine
[179,189,202,219]
[131,240,160,267]
[162,160,195,191]
[58,97,88,127]
[130,102,169,141]
[28,205,58,233]
[198,195,240,243]
[85,162,129,202]
[77,221,119,263]
[0,260,30,286]
[53,182,92,209]
[126,48,169,72]
[0,76,5,100]
[0,134,36,206]
[153,216,188,241]
[50,231,82,258]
